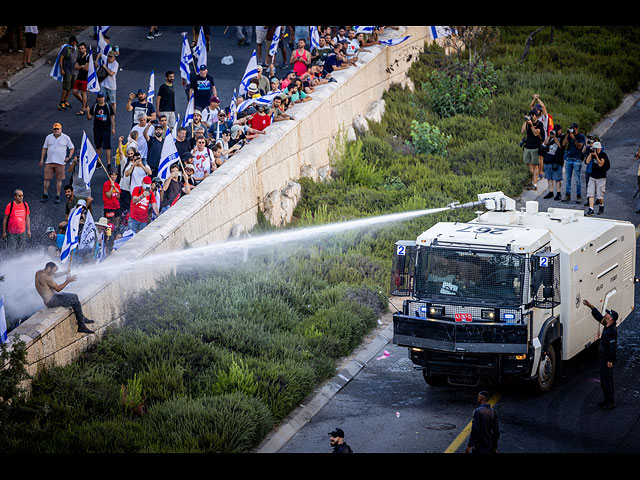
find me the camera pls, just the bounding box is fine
[524,115,531,122]
[143,184,151,191]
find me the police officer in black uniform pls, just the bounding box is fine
[583,299,618,410]
[329,428,353,453]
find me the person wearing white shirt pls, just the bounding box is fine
[39,122,74,203]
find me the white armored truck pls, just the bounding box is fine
[391,192,636,393]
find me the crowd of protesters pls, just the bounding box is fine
[2,26,393,264]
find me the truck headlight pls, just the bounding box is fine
[429,306,445,317]
[481,309,497,320]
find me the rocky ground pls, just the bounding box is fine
[0,26,87,86]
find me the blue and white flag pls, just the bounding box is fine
[157,129,180,180]
[194,26,207,74]
[96,231,107,263]
[79,209,97,251]
[181,92,195,128]
[96,26,111,36]
[79,131,99,190]
[228,89,237,123]
[147,70,155,105]
[239,50,258,97]
[113,229,135,250]
[354,26,375,34]
[49,44,72,81]
[0,295,7,344]
[379,35,411,47]
[269,26,281,59]
[96,30,110,66]
[180,32,193,83]
[237,90,282,113]
[430,26,452,40]
[60,205,83,263]
[86,47,101,93]
[310,26,320,51]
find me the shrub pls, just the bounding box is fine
[409,120,452,157]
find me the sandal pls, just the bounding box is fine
[75,110,85,116]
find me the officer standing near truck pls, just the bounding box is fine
[465,391,500,453]
[582,299,618,410]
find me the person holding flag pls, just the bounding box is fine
[239,50,259,97]
[35,261,94,334]
[72,42,90,115]
[78,131,100,191]
[50,35,78,111]
[0,295,7,344]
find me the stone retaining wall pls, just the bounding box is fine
[5,26,431,377]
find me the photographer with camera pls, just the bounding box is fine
[542,125,565,201]
[561,122,586,203]
[584,141,610,216]
[128,176,158,233]
[521,109,545,190]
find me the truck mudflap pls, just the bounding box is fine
[393,313,529,354]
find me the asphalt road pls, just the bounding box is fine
[277,95,640,454]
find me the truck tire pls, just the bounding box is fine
[532,343,557,395]
[422,370,447,387]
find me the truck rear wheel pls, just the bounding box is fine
[422,369,447,387]
[532,344,557,394]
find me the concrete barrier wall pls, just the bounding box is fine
[7,27,430,377]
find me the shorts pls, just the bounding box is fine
[104,208,120,221]
[62,73,76,91]
[587,177,606,200]
[101,87,116,104]
[543,163,563,182]
[25,32,37,49]
[523,148,539,165]
[93,129,112,150]
[256,26,268,44]
[73,79,88,92]
[44,163,65,181]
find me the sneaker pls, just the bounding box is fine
[554,193,561,201]
[561,195,571,203]
[153,31,162,37]
[83,318,95,324]
[58,102,66,111]
[54,195,61,204]
[543,192,554,199]
[586,208,594,216]
[598,205,604,215]
[77,323,94,334]
[41,193,48,203]
[576,196,582,204]
[147,33,154,40]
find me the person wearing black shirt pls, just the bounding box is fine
[144,124,165,176]
[127,90,156,127]
[160,164,191,212]
[157,71,177,128]
[584,141,610,215]
[542,125,565,201]
[583,299,618,410]
[521,109,545,191]
[72,42,90,115]
[87,92,116,168]
[466,391,500,453]
[329,428,353,453]
[189,65,217,111]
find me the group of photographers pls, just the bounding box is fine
[521,94,610,216]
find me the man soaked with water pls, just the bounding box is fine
[35,262,94,334]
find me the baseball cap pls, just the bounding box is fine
[199,65,207,70]
[592,141,602,149]
[152,176,163,184]
[329,428,344,438]
[46,227,56,234]
[137,89,145,94]
[209,96,221,104]
[606,309,619,322]
[96,92,105,97]
[53,122,62,129]
[142,176,152,184]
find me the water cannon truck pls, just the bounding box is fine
[391,191,636,393]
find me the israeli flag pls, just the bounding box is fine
[0,295,7,344]
[181,92,195,128]
[96,26,111,35]
[60,205,83,263]
[310,26,320,51]
[79,131,99,189]
[194,26,207,74]
[239,50,258,97]
[96,231,107,263]
[228,89,237,123]
[379,35,411,47]
[237,90,282,113]
[269,26,281,59]
[180,32,193,83]
[113,229,135,250]
[86,47,101,93]
[79,209,97,251]
[49,44,71,81]
[147,70,155,105]
[157,129,180,180]
[354,26,375,34]
[430,26,452,40]
[96,30,110,66]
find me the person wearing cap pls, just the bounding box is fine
[87,91,116,169]
[255,65,271,96]
[246,82,260,99]
[191,135,215,184]
[247,103,271,132]
[582,299,618,410]
[202,96,222,129]
[58,36,78,111]
[126,89,156,127]
[102,167,122,227]
[189,65,217,111]
[561,122,586,204]
[128,176,158,233]
[98,49,119,114]
[182,161,197,189]
[521,108,545,191]
[144,123,166,177]
[59,184,93,232]
[124,150,152,191]
[40,123,75,204]
[45,225,65,257]
[465,391,499,453]
[584,141,610,216]
[329,428,353,453]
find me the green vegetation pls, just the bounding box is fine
[2,26,640,453]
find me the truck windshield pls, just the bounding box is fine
[415,247,525,305]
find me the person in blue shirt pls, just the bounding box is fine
[561,122,586,204]
[46,226,65,257]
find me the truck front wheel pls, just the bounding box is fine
[532,344,557,394]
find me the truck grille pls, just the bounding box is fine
[406,300,527,324]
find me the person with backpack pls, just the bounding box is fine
[2,189,31,251]
[329,428,353,453]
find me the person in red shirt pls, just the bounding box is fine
[248,104,272,132]
[128,176,158,233]
[102,168,122,228]
[2,189,31,251]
